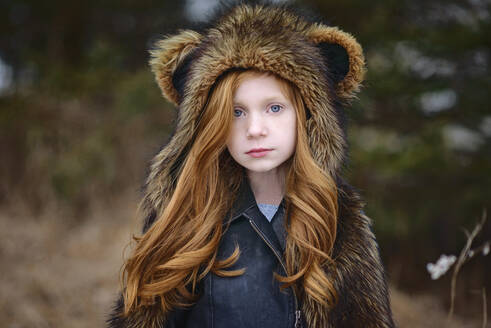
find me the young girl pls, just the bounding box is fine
[108,3,394,328]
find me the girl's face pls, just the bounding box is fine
[226,74,297,174]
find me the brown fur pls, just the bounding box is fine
[109,3,394,328]
[144,4,366,216]
[108,296,166,328]
[150,30,203,105]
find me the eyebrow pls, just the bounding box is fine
[233,95,289,106]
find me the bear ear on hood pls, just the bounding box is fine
[307,24,366,100]
[149,29,202,105]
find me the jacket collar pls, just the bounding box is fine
[225,176,287,252]
[226,175,288,222]
[227,176,258,224]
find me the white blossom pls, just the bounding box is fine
[483,243,490,256]
[426,254,457,280]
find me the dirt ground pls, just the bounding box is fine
[0,194,485,327]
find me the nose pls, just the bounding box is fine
[246,113,267,138]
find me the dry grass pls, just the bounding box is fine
[0,195,485,327]
[390,287,483,327]
[0,194,139,327]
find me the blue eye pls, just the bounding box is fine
[270,104,283,113]
[233,109,243,117]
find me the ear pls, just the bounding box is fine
[149,30,203,105]
[307,25,366,99]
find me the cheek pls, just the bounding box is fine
[285,114,297,152]
[225,126,241,154]
[289,129,297,154]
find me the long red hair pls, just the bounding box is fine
[122,70,338,322]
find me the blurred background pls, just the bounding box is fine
[1,0,489,327]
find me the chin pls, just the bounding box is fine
[247,168,274,174]
[244,163,280,174]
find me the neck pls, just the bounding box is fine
[247,165,286,206]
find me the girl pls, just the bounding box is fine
[108,3,395,328]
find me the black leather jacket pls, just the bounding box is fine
[108,177,395,328]
[189,179,304,328]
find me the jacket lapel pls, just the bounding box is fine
[226,177,287,256]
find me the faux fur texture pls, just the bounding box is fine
[109,2,395,328]
[145,2,366,215]
[108,296,166,328]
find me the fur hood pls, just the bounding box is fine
[108,3,396,328]
[113,3,395,328]
[143,2,365,219]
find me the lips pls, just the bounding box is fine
[246,148,272,158]
[246,148,271,154]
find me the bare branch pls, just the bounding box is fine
[448,209,487,321]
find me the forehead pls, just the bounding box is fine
[233,74,290,103]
